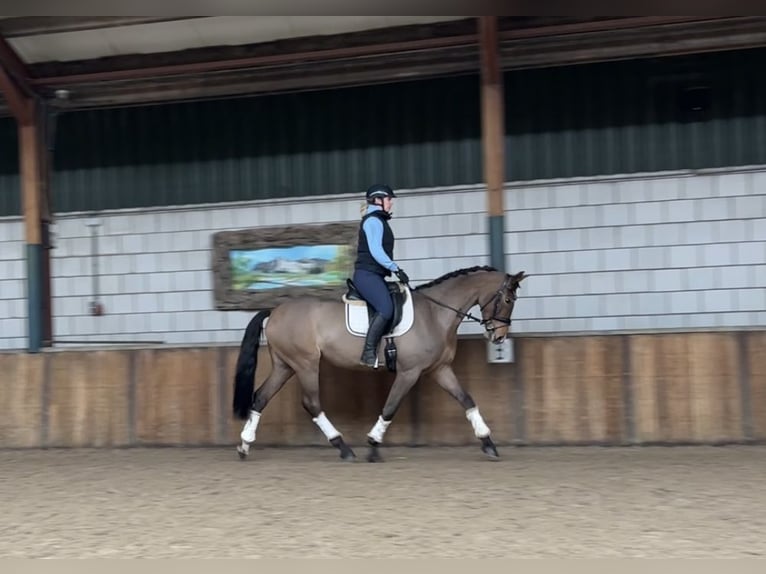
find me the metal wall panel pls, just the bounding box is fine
[47,75,483,215]
[504,48,766,181]
[1,47,765,216]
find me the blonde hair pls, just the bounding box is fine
[359,200,368,216]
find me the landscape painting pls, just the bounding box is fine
[229,244,352,291]
[212,221,359,310]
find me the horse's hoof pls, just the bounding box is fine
[330,437,356,461]
[366,438,383,462]
[340,449,357,461]
[237,443,250,460]
[480,437,499,460]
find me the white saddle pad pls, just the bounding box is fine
[343,285,414,338]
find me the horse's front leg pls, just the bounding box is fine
[430,364,498,460]
[366,367,421,462]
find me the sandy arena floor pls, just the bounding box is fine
[1,444,765,558]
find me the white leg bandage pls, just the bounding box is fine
[466,407,491,438]
[240,409,261,443]
[367,415,391,444]
[312,412,341,441]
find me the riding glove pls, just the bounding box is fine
[395,268,410,284]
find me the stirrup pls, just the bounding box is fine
[360,349,378,368]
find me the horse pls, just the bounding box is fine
[231,265,528,462]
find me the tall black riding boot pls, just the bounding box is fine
[360,312,389,368]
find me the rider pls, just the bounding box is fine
[353,183,410,367]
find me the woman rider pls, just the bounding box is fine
[353,183,410,367]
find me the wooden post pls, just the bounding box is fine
[478,16,506,272]
[20,108,53,352]
[0,51,52,352]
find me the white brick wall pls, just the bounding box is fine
[1,166,765,350]
[0,219,26,350]
[504,166,766,333]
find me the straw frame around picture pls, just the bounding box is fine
[212,221,360,310]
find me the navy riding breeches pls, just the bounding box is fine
[352,268,393,321]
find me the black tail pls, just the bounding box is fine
[232,309,272,420]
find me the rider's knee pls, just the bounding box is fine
[378,304,394,321]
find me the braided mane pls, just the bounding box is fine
[413,265,498,291]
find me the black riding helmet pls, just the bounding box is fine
[366,183,396,202]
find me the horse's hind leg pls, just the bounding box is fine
[431,364,499,460]
[238,356,294,459]
[298,368,356,461]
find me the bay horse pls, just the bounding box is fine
[232,265,527,462]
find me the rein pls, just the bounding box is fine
[413,289,486,324]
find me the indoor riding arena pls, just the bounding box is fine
[2,15,766,559]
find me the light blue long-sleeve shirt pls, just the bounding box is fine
[362,204,399,272]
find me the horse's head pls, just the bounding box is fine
[477,270,528,343]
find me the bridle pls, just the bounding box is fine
[477,274,518,332]
[408,274,518,335]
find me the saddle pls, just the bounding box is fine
[342,278,415,371]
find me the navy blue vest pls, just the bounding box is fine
[355,210,395,276]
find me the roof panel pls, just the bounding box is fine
[191,16,293,47]
[9,28,118,62]
[5,16,465,64]
[105,19,209,55]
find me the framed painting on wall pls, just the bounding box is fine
[212,222,359,310]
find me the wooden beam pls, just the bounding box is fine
[0,62,31,122]
[24,16,721,88]
[28,32,479,86]
[26,17,478,79]
[479,16,504,218]
[37,47,480,108]
[498,15,729,42]
[0,33,34,122]
[0,34,32,95]
[479,16,506,273]
[19,119,42,242]
[17,100,52,352]
[0,32,51,349]
[15,17,748,117]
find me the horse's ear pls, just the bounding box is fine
[511,270,528,284]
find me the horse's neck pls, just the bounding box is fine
[418,274,484,332]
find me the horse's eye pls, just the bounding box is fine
[504,297,511,304]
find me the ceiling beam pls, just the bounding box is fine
[498,16,766,70]
[0,16,762,116]
[499,15,735,39]
[26,16,720,88]
[51,64,481,111]
[28,32,478,86]
[21,17,477,77]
